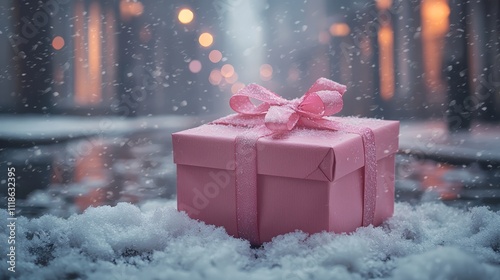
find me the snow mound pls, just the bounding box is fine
[1,201,499,280]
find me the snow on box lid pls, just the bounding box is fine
[172,116,399,182]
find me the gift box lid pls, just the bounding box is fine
[172,117,399,182]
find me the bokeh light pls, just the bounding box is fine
[287,67,300,82]
[259,64,273,81]
[178,8,194,24]
[376,0,393,10]
[52,36,65,50]
[231,82,245,94]
[225,72,238,84]
[209,69,222,85]
[119,0,144,19]
[209,50,222,63]
[199,32,213,47]
[220,64,235,78]
[329,23,350,37]
[188,60,202,73]
[422,0,450,35]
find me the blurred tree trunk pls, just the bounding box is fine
[445,0,471,132]
[0,0,15,113]
[478,0,500,121]
[392,0,425,119]
[14,0,54,114]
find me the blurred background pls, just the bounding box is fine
[0,0,499,216]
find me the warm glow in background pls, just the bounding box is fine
[178,8,194,24]
[199,32,214,48]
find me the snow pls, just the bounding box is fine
[1,201,499,279]
[399,121,500,165]
[0,115,196,142]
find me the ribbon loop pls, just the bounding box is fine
[313,90,344,116]
[230,84,287,115]
[305,77,347,95]
[297,92,325,118]
[230,78,348,131]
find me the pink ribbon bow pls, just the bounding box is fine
[230,78,347,131]
[214,78,376,246]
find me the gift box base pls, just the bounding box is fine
[176,154,395,244]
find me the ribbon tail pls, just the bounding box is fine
[230,84,288,115]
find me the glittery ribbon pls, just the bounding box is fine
[213,78,377,245]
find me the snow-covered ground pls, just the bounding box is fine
[0,115,197,142]
[1,200,499,280]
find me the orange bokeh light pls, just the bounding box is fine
[220,64,235,78]
[422,0,450,36]
[178,8,194,24]
[329,23,350,37]
[209,50,222,63]
[225,72,238,84]
[52,36,65,50]
[378,25,395,100]
[421,0,450,94]
[376,0,393,10]
[199,32,213,47]
[260,64,273,81]
[120,0,144,20]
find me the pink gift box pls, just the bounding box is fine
[173,116,399,244]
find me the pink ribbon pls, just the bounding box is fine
[230,78,347,131]
[213,78,377,245]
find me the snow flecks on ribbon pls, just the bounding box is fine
[212,114,266,128]
[306,77,347,96]
[229,78,347,132]
[1,201,499,280]
[234,128,268,245]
